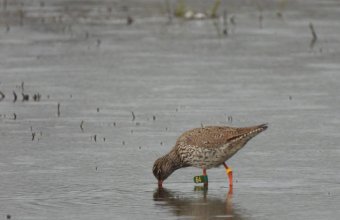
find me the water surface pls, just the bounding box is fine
[0,0,339,219]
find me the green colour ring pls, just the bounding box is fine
[193,175,208,183]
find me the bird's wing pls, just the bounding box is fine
[175,125,266,148]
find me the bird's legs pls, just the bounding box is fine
[203,168,208,188]
[223,162,233,187]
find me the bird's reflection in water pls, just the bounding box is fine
[153,187,244,220]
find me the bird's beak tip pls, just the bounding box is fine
[158,180,163,188]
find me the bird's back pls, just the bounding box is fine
[176,125,265,148]
[174,124,267,168]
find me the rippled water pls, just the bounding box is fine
[0,0,340,219]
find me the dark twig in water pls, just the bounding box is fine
[22,93,29,101]
[227,115,233,123]
[229,15,236,33]
[32,132,36,141]
[21,82,24,93]
[33,93,41,101]
[223,10,228,36]
[80,120,84,132]
[230,15,236,26]
[57,103,60,117]
[0,91,5,101]
[127,16,133,25]
[131,111,135,121]
[309,23,317,40]
[309,22,317,49]
[13,91,17,102]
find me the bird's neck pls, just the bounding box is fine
[164,149,183,171]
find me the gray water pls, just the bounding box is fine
[0,0,339,219]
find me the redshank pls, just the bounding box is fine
[153,123,268,188]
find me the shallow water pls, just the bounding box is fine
[0,0,340,219]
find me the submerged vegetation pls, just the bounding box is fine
[174,0,221,19]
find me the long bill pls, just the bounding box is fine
[158,180,163,188]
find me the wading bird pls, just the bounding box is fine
[153,123,267,188]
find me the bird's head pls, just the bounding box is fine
[152,153,178,187]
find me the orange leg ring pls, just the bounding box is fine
[223,162,233,187]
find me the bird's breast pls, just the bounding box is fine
[178,144,232,169]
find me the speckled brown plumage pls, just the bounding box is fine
[153,123,268,186]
